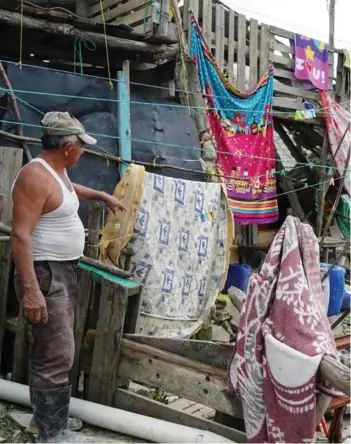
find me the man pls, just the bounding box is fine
[11,112,126,443]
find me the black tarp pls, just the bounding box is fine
[0,62,203,224]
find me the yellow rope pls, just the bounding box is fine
[99,0,113,90]
[18,0,24,69]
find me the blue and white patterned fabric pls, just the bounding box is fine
[129,172,230,338]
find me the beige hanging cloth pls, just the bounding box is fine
[99,164,145,267]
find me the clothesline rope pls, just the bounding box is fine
[0,86,348,117]
[1,58,349,110]
[1,118,349,172]
[86,174,346,248]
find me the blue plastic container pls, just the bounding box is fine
[321,263,346,316]
[224,264,252,293]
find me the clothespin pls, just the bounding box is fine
[280,169,286,176]
[330,175,335,186]
[295,110,303,121]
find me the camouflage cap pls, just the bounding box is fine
[40,111,97,145]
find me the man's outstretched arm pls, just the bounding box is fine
[72,183,126,214]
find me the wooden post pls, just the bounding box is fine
[86,202,100,260]
[70,269,92,396]
[320,147,351,245]
[75,0,88,17]
[117,61,131,177]
[87,280,129,406]
[316,132,329,237]
[0,194,11,371]
[274,144,305,221]
[155,0,169,38]
[0,147,23,226]
[328,0,335,47]
[86,203,101,332]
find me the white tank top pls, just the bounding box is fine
[13,158,85,261]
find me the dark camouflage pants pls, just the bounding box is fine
[15,261,78,389]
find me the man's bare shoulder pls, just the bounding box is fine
[13,162,51,197]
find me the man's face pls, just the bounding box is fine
[64,140,84,167]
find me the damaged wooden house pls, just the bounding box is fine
[0,0,350,442]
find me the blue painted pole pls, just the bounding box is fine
[117,60,131,176]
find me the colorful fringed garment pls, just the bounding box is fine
[190,18,278,224]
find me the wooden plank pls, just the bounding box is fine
[102,283,129,403]
[0,9,179,59]
[78,262,140,295]
[259,23,269,77]
[249,18,258,89]
[274,68,294,80]
[80,256,131,279]
[0,147,23,225]
[87,281,112,403]
[0,237,11,371]
[91,0,149,23]
[274,80,320,100]
[156,0,169,38]
[189,0,199,23]
[70,269,93,396]
[89,0,142,17]
[123,292,141,334]
[273,96,300,110]
[128,21,154,36]
[117,339,243,417]
[124,334,233,369]
[182,0,190,33]
[271,40,293,55]
[215,4,225,70]
[202,0,212,46]
[335,335,350,350]
[272,53,293,68]
[113,8,153,27]
[114,388,247,442]
[269,25,294,40]
[319,355,350,396]
[227,9,235,83]
[88,280,129,405]
[118,60,131,176]
[86,202,100,260]
[237,13,246,91]
[274,141,305,221]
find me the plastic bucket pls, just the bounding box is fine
[224,264,252,293]
[321,263,346,316]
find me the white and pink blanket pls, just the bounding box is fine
[229,216,344,443]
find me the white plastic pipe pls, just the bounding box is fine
[0,379,233,443]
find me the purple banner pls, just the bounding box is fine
[294,34,329,90]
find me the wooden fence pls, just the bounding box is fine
[86,0,349,112]
[182,0,349,113]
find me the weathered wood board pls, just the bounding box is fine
[114,388,247,442]
[0,147,23,225]
[179,0,346,108]
[117,339,243,417]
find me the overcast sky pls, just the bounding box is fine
[223,0,351,49]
